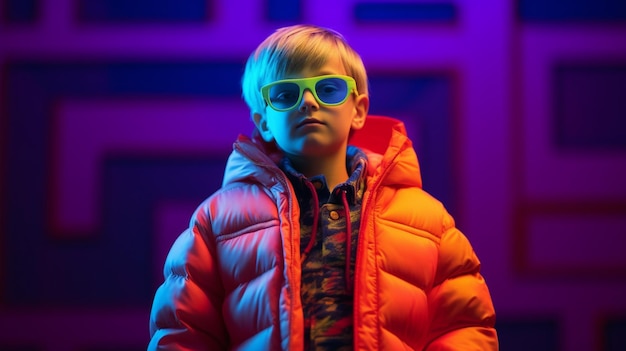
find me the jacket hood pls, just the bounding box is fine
[350,115,422,189]
[222,115,422,189]
[221,131,280,187]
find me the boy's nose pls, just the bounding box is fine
[298,89,319,112]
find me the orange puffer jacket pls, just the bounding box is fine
[149,116,498,350]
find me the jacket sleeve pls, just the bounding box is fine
[425,213,498,350]
[148,204,228,350]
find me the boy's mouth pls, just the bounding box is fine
[296,118,324,128]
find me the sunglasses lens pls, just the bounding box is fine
[268,82,300,110]
[315,78,349,104]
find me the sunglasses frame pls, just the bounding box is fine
[260,74,358,112]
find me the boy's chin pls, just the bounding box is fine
[283,144,343,159]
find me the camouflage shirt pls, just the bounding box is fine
[280,146,368,351]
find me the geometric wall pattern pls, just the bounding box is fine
[2,0,626,350]
[512,1,626,350]
[3,61,242,307]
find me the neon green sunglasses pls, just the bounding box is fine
[261,74,358,112]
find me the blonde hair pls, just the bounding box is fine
[241,24,369,115]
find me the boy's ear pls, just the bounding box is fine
[252,112,274,142]
[351,94,369,130]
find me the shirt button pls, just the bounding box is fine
[329,211,340,220]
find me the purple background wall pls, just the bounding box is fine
[1,0,626,350]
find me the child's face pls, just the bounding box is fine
[253,54,369,159]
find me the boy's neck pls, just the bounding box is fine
[287,152,349,191]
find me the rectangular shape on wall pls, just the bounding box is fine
[515,201,626,278]
[3,0,37,23]
[496,319,559,351]
[354,2,456,23]
[554,63,626,150]
[518,0,626,21]
[77,0,210,23]
[604,318,626,351]
[266,0,301,22]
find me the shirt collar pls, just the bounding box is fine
[280,145,368,205]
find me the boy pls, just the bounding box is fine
[149,24,498,350]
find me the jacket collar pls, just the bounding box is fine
[224,116,422,190]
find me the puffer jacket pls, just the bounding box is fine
[148,115,498,350]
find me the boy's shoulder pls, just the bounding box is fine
[374,183,454,236]
[201,177,282,212]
